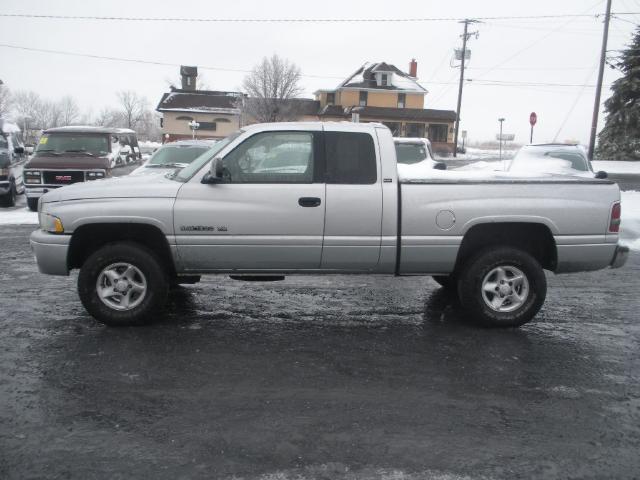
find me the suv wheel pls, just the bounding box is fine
[1,181,17,207]
[78,242,169,326]
[27,197,39,211]
[457,247,546,328]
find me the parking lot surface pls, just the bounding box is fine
[1,221,639,479]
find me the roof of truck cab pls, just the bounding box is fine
[241,121,385,132]
[43,126,136,134]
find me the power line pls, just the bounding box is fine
[0,12,639,23]
[0,43,345,80]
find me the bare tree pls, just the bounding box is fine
[116,90,149,129]
[0,84,11,118]
[94,107,123,128]
[59,95,80,125]
[241,54,304,123]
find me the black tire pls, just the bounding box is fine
[432,275,457,290]
[77,242,169,326]
[1,181,17,207]
[457,247,546,328]
[27,197,39,211]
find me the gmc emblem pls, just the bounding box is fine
[55,175,72,181]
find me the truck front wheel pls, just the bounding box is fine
[457,247,546,328]
[77,242,169,326]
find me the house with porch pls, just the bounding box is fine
[314,60,457,154]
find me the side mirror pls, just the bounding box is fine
[201,158,224,184]
[595,170,608,179]
[211,157,224,178]
[433,162,447,170]
[14,146,25,154]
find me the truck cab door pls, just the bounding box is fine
[174,129,326,271]
[320,128,382,271]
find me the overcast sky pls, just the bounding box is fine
[1,0,638,144]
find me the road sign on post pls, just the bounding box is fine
[529,112,537,143]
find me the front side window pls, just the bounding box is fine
[359,91,368,107]
[395,143,427,164]
[325,132,377,184]
[222,131,314,183]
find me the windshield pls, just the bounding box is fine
[173,131,242,182]
[36,134,110,156]
[510,146,590,173]
[147,145,210,166]
[395,143,429,164]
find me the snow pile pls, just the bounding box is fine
[621,190,640,251]
[0,208,37,225]
[592,161,640,174]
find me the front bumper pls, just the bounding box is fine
[610,244,630,269]
[25,186,60,199]
[30,229,71,276]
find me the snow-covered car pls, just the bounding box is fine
[130,140,217,176]
[394,137,446,177]
[0,119,27,207]
[508,144,608,178]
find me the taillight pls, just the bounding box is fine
[609,202,621,233]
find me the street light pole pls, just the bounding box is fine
[498,117,505,168]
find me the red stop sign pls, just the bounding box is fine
[530,112,537,126]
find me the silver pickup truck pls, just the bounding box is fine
[30,122,628,327]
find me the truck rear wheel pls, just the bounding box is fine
[77,242,169,326]
[457,247,546,328]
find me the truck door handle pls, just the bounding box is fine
[298,197,321,207]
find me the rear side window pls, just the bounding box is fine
[325,132,377,184]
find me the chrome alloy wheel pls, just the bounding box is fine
[481,265,530,313]
[96,262,147,311]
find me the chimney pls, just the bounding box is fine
[180,65,198,91]
[409,59,418,78]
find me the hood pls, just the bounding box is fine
[41,172,182,204]
[26,154,112,170]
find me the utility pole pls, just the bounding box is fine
[588,0,612,160]
[498,117,505,168]
[453,19,479,158]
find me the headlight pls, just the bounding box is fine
[39,212,64,233]
[25,170,42,184]
[86,171,106,180]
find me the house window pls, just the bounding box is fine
[397,93,406,108]
[381,74,388,86]
[428,124,449,142]
[198,122,217,131]
[326,92,335,105]
[176,116,194,121]
[405,123,425,138]
[214,118,231,123]
[359,91,368,107]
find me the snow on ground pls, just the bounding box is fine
[621,190,640,251]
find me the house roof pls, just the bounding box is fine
[319,105,456,122]
[156,89,244,115]
[339,62,427,93]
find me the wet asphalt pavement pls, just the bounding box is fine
[1,169,640,479]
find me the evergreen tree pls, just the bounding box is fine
[596,27,640,160]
